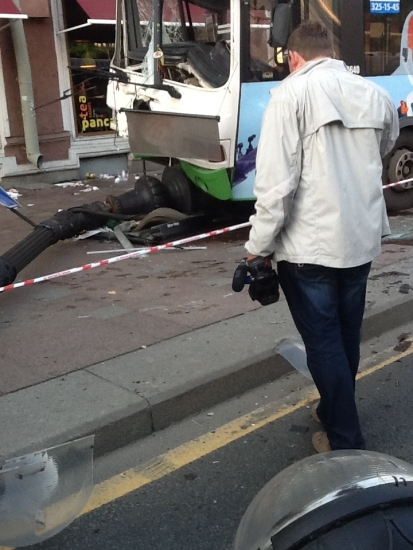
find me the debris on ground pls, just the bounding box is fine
[54,181,84,188]
[6,188,21,200]
[74,228,114,240]
[79,186,100,192]
[370,271,410,280]
[290,425,309,434]
[394,333,412,352]
[399,283,412,294]
[114,171,129,184]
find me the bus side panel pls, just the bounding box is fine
[232,81,281,200]
[367,75,413,118]
[369,10,413,118]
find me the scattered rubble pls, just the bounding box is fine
[399,283,412,294]
[394,333,412,352]
[6,188,21,200]
[54,181,84,188]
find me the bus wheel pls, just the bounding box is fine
[384,131,413,211]
[162,165,221,214]
[162,165,194,214]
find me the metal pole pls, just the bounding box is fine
[9,208,37,228]
[153,0,162,85]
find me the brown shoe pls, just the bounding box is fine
[311,402,321,424]
[312,431,332,453]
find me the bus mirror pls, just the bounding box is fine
[269,3,291,49]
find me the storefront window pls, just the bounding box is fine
[70,41,115,134]
[63,0,116,135]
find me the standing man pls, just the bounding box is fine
[245,20,399,453]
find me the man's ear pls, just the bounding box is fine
[288,50,305,72]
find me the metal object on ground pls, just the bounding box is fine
[275,336,311,379]
[0,201,109,287]
[234,450,413,550]
[0,221,251,293]
[0,175,410,291]
[0,435,94,548]
[0,167,219,288]
[113,223,135,250]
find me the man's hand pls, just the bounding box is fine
[247,254,272,268]
[233,255,279,305]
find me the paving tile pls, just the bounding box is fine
[0,369,150,458]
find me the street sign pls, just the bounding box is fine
[370,1,400,14]
[0,186,20,208]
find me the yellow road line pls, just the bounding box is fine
[83,341,413,514]
[1,342,412,550]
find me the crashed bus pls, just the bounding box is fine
[107,0,413,212]
[3,0,413,288]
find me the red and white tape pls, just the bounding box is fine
[1,177,412,294]
[382,177,413,190]
[0,221,251,293]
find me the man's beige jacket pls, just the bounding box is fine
[245,58,399,268]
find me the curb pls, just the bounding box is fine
[96,351,292,457]
[92,294,413,457]
[361,293,413,341]
[2,293,413,460]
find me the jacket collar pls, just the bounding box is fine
[288,57,348,79]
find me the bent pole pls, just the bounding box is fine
[0,221,251,293]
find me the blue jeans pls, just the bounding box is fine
[277,261,371,450]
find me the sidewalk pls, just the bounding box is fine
[1,178,413,459]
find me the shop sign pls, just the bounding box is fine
[76,82,114,134]
[370,1,400,14]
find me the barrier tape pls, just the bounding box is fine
[1,177,412,294]
[0,221,251,293]
[382,176,413,190]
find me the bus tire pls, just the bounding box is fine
[384,130,413,211]
[162,165,193,214]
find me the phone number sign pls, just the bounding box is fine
[370,1,400,13]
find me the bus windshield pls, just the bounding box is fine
[122,0,231,87]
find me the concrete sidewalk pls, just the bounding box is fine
[1,179,413,459]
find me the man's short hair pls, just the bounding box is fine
[287,21,334,61]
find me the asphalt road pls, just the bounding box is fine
[17,334,413,550]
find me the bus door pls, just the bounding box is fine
[234,0,364,200]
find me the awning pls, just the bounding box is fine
[76,0,115,21]
[0,0,28,19]
[57,0,115,34]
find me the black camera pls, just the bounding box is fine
[232,257,280,306]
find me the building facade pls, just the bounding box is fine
[0,0,128,186]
